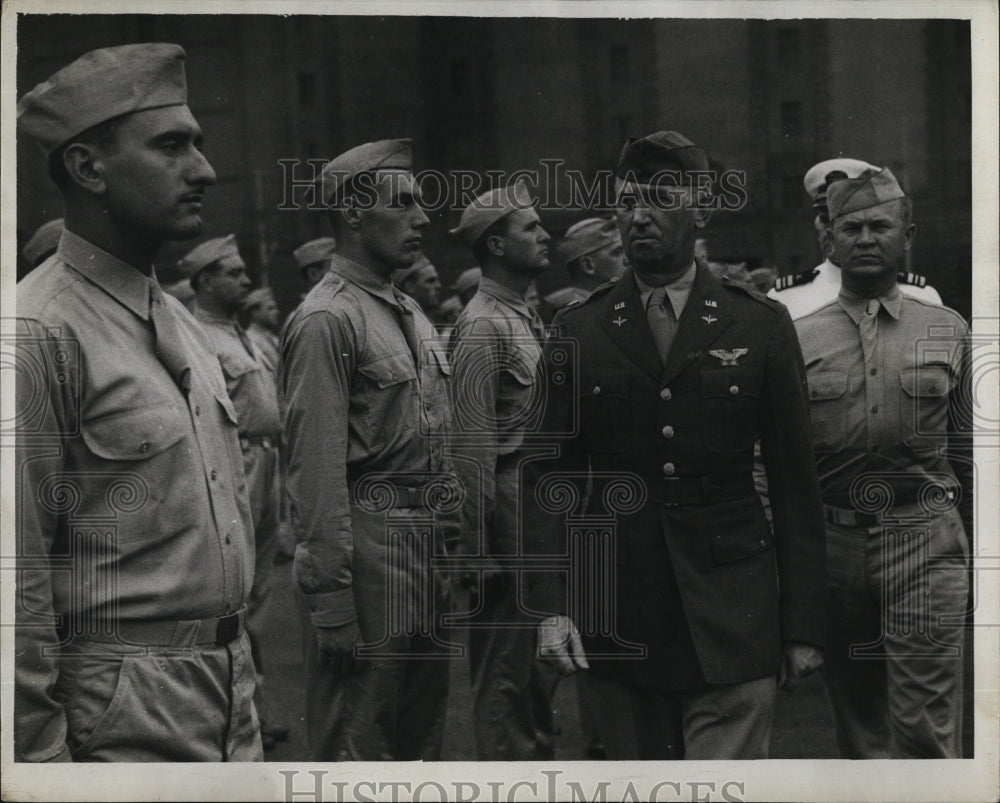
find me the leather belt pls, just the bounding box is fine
[349,481,427,510]
[60,607,247,647]
[240,434,276,450]
[644,476,755,507]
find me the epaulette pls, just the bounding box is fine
[719,278,773,305]
[773,269,820,292]
[897,271,927,288]
[563,278,616,312]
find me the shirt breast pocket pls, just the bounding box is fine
[358,351,418,444]
[700,367,760,453]
[581,367,631,453]
[806,370,849,452]
[420,347,453,433]
[80,405,196,541]
[899,365,951,450]
[218,352,259,394]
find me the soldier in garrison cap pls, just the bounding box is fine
[524,130,827,760]
[796,167,973,759]
[281,139,457,761]
[392,252,444,323]
[181,236,287,750]
[22,218,64,272]
[15,44,261,762]
[769,158,941,319]
[448,179,558,760]
[294,236,337,292]
[245,287,282,378]
[541,217,627,322]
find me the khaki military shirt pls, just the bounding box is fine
[281,256,453,627]
[247,322,280,379]
[194,304,280,439]
[795,285,972,523]
[14,230,254,760]
[450,278,544,505]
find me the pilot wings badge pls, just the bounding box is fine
[708,348,749,367]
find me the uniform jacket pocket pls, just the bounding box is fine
[806,370,849,451]
[700,367,760,453]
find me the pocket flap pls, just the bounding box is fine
[358,351,417,388]
[82,406,187,460]
[899,367,949,398]
[700,367,759,398]
[807,371,848,401]
[219,352,256,381]
[583,367,629,399]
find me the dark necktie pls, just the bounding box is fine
[530,309,545,343]
[235,321,256,361]
[646,286,678,364]
[393,292,424,367]
[859,298,880,370]
[149,281,192,392]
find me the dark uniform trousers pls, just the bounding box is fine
[526,264,827,760]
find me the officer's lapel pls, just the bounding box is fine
[661,263,734,384]
[598,270,662,380]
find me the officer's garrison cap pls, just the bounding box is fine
[559,218,619,265]
[177,234,242,279]
[450,179,536,249]
[615,130,710,184]
[803,158,877,217]
[827,167,906,221]
[317,139,413,206]
[18,43,189,156]
[293,237,337,270]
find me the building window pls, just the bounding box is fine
[781,101,803,139]
[609,45,630,81]
[450,59,468,95]
[777,28,801,66]
[298,72,317,107]
[611,114,632,145]
[781,176,802,210]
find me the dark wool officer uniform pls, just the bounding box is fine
[527,131,827,760]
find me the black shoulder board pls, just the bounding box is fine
[897,271,927,288]
[773,269,820,292]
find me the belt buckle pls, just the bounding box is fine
[215,612,240,645]
[663,477,681,507]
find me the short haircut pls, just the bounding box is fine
[47,114,127,190]
[471,215,511,266]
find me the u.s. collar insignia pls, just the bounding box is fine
[614,301,626,310]
[701,314,717,325]
[612,316,627,327]
[709,348,748,366]
[705,299,718,308]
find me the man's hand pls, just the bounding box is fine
[778,642,823,691]
[537,615,589,676]
[315,621,362,676]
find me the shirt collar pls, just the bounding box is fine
[634,262,697,318]
[57,229,153,320]
[329,254,402,307]
[192,301,235,327]
[837,282,903,325]
[478,276,534,319]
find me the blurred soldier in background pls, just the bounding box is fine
[21,217,64,273]
[294,236,337,294]
[181,235,287,750]
[392,251,444,322]
[542,217,626,321]
[796,168,972,758]
[281,139,456,761]
[438,266,482,326]
[449,179,558,760]
[162,277,196,310]
[245,287,282,377]
[770,158,941,319]
[15,43,260,762]
[527,130,827,760]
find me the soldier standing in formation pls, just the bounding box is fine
[795,168,973,758]
[281,139,456,760]
[15,43,261,762]
[542,217,627,320]
[181,235,287,750]
[449,179,559,760]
